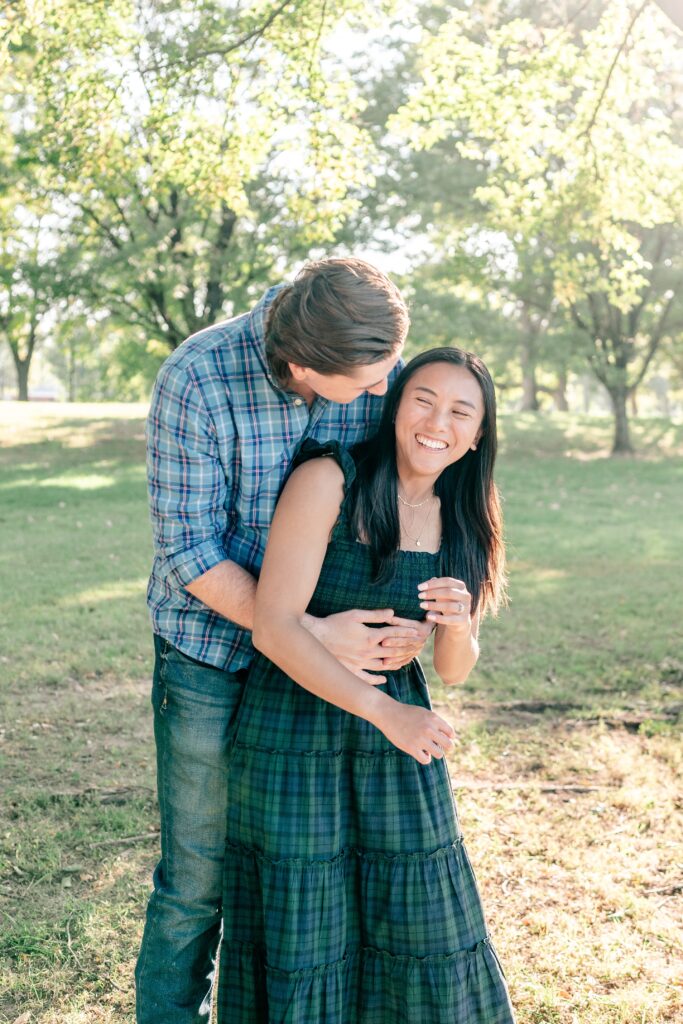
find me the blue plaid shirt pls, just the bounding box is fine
[146,285,394,672]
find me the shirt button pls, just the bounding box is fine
[293,398,303,406]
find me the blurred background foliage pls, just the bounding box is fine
[1,0,682,453]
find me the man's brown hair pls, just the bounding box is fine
[265,257,409,385]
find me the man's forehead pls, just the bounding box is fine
[348,347,403,386]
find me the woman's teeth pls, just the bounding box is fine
[416,434,448,450]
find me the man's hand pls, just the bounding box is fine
[302,608,422,685]
[379,616,434,671]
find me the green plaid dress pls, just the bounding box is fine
[218,442,514,1023]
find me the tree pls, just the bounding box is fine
[5,0,381,360]
[0,7,65,399]
[329,1,597,410]
[0,188,69,400]
[389,0,683,452]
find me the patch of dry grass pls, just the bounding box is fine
[440,696,683,1024]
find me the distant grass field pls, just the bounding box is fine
[1,402,681,1023]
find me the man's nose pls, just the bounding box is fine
[368,378,389,397]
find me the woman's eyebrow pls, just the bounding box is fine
[413,385,477,410]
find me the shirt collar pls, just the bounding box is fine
[248,284,286,391]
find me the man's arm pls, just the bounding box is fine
[147,361,247,618]
[185,561,257,631]
[186,561,424,684]
[148,362,423,672]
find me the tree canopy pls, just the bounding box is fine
[388,1,683,451]
[1,0,682,452]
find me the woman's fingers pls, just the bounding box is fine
[419,588,470,607]
[416,717,455,762]
[419,591,471,624]
[418,577,468,595]
[417,578,471,625]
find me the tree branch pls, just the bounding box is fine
[203,203,237,322]
[581,1,649,140]
[142,0,298,74]
[76,203,125,251]
[632,289,677,389]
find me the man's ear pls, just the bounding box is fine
[288,362,308,382]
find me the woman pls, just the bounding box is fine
[217,349,514,1023]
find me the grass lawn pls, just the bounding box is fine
[1,402,681,1024]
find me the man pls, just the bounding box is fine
[135,257,432,1023]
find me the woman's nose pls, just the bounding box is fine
[423,406,449,431]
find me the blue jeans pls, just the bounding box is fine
[135,636,246,1024]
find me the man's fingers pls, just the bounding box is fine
[338,655,387,685]
[371,625,420,643]
[379,636,423,650]
[355,670,387,685]
[340,655,385,670]
[388,614,428,628]
[352,608,394,623]
[387,616,433,638]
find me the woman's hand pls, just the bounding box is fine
[377,702,455,765]
[417,577,472,636]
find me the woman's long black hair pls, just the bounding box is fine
[350,347,506,616]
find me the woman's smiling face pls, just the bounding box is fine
[394,362,485,482]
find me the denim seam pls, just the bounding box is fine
[158,640,170,713]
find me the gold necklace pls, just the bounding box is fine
[399,497,436,548]
[398,490,433,509]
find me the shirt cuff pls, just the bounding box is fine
[165,539,228,588]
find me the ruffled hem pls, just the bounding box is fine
[227,837,465,867]
[226,744,458,862]
[217,938,515,1024]
[223,840,488,973]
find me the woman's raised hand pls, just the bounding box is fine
[379,702,455,765]
[417,577,472,634]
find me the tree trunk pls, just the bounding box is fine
[16,359,30,401]
[519,338,539,410]
[518,307,541,411]
[553,369,569,412]
[8,314,38,401]
[608,386,634,455]
[582,375,592,414]
[68,337,76,402]
[629,389,638,417]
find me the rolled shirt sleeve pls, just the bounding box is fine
[147,360,232,589]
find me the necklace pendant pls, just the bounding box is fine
[416,540,421,547]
